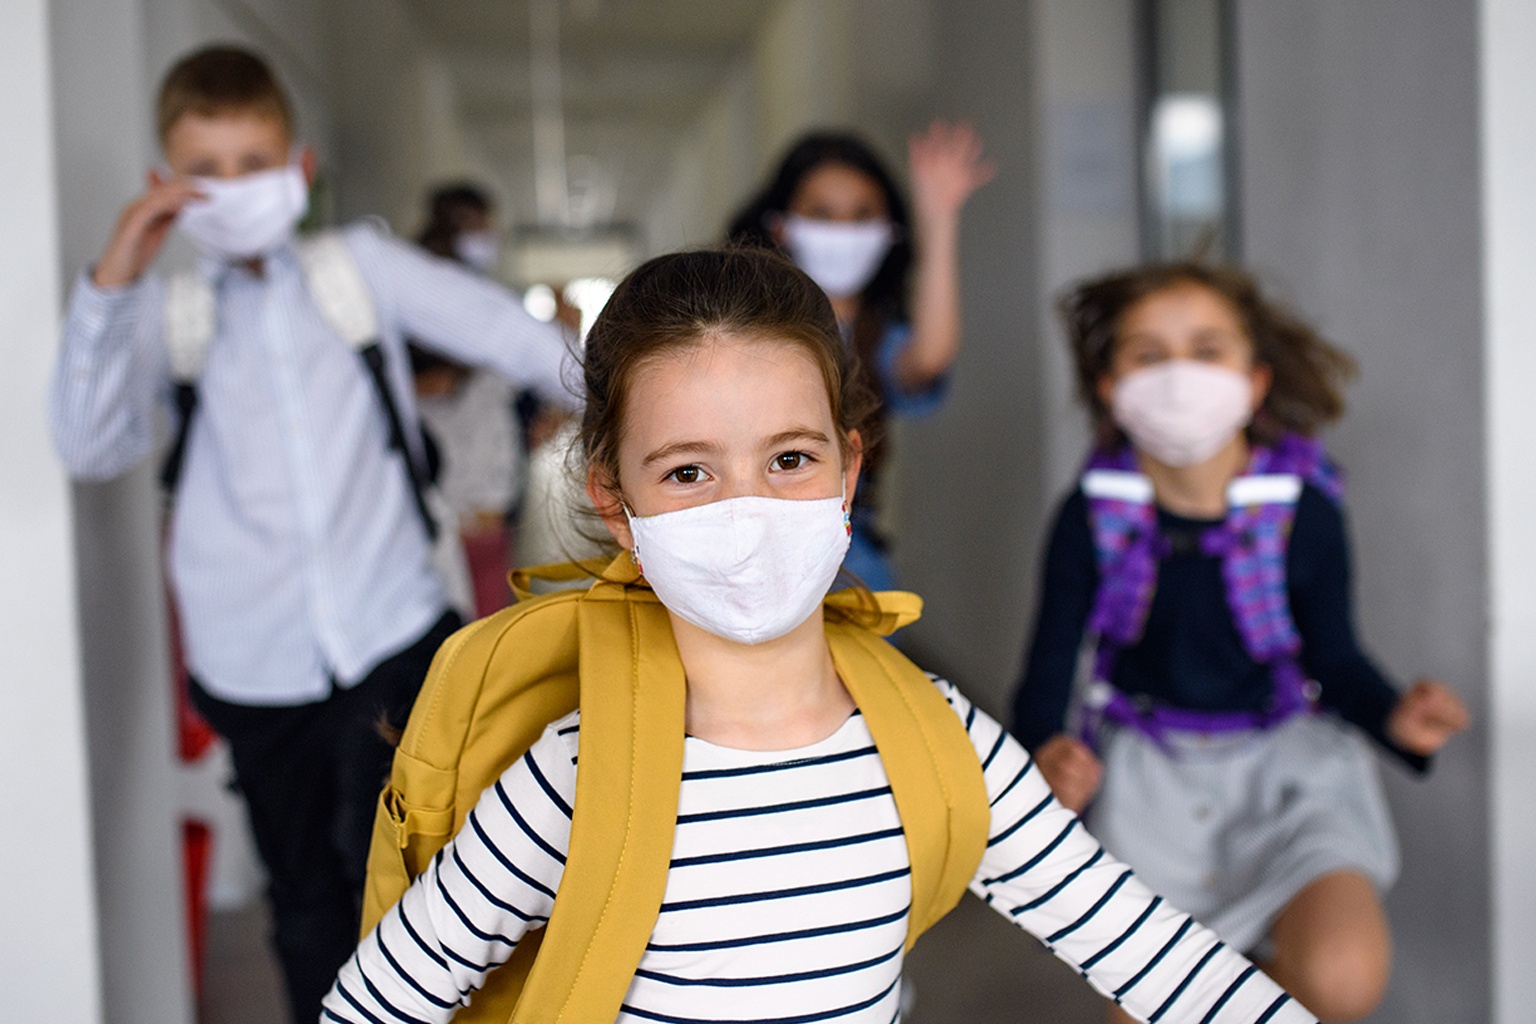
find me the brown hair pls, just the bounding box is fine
[581,247,879,500]
[156,45,294,144]
[1061,261,1357,448]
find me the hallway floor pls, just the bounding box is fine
[203,895,1106,1023]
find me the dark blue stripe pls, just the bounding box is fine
[988,818,1080,885]
[451,844,546,923]
[1012,847,1105,915]
[355,960,434,1024]
[435,870,516,946]
[987,792,1053,847]
[467,810,559,899]
[670,827,904,868]
[1199,965,1258,1024]
[1114,917,1194,999]
[682,744,878,781]
[634,944,900,988]
[1047,869,1134,944]
[1253,994,1292,1023]
[1080,896,1163,971]
[333,979,393,1024]
[396,904,447,971]
[646,906,909,953]
[523,749,573,817]
[676,786,891,825]
[980,729,1007,771]
[620,973,899,1024]
[988,760,1034,808]
[963,702,978,733]
[376,932,457,1009]
[660,867,909,913]
[494,779,568,865]
[1148,939,1224,1022]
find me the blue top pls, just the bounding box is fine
[1011,483,1426,771]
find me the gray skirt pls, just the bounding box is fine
[1086,713,1399,954]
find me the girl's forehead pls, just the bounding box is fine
[622,334,834,435]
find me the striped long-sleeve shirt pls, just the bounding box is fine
[323,678,1314,1024]
[49,224,570,703]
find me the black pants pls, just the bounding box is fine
[190,610,460,1024]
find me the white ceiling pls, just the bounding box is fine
[401,0,774,230]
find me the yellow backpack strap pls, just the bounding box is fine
[513,577,687,1024]
[826,616,990,949]
[507,558,616,602]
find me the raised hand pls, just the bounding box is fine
[92,170,205,290]
[1386,679,1471,756]
[1032,733,1104,813]
[907,120,996,225]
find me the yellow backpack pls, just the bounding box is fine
[361,556,990,1024]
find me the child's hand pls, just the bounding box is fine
[1032,734,1103,813]
[92,171,206,290]
[907,120,996,226]
[1386,679,1471,756]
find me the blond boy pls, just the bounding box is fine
[50,46,570,1024]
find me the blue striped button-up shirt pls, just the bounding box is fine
[50,223,573,705]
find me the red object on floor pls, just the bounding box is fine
[182,818,213,1000]
[462,526,513,618]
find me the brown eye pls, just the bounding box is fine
[773,452,807,471]
[667,465,701,484]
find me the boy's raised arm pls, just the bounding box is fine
[357,226,576,410]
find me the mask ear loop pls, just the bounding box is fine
[619,501,643,572]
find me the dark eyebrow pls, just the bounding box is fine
[640,439,722,469]
[765,428,832,449]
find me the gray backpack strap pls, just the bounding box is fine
[160,271,215,491]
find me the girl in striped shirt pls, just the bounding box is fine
[322,248,1315,1024]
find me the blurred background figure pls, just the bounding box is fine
[727,124,993,591]
[410,182,526,616]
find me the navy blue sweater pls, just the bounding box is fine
[1010,483,1427,771]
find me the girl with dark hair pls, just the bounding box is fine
[1011,262,1469,1022]
[727,123,993,589]
[324,248,1317,1024]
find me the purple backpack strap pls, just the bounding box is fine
[1082,448,1160,686]
[1080,435,1340,748]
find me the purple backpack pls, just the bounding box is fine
[1079,434,1343,748]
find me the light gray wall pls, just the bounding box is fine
[49,1,192,1020]
[889,0,1045,717]
[1,2,103,1021]
[1235,2,1489,1020]
[894,0,1139,723]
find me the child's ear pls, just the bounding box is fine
[1249,363,1274,413]
[765,212,787,248]
[843,429,864,497]
[586,467,633,550]
[1095,373,1117,411]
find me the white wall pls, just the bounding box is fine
[1479,2,1536,1019]
[0,2,103,1022]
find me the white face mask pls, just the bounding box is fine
[1110,360,1255,467]
[177,163,309,261]
[625,492,852,645]
[453,230,500,274]
[781,215,894,299]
